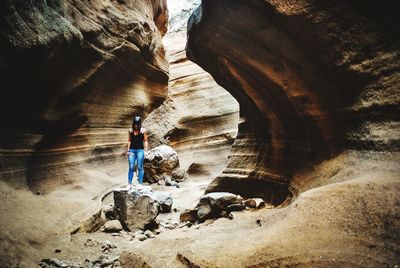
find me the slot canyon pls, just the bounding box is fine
[0,0,399,267]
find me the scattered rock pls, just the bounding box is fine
[132,230,144,238]
[195,192,244,221]
[39,258,68,268]
[84,238,99,247]
[101,241,117,253]
[54,248,62,253]
[153,228,162,234]
[143,145,187,183]
[244,198,265,209]
[165,176,181,188]
[119,252,152,268]
[137,234,148,241]
[144,230,155,238]
[256,219,262,226]
[178,222,193,228]
[102,220,123,233]
[160,221,177,230]
[179,209,198,223]
[153,191,173,213]
[173,208,179,212]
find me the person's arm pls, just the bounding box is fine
[126,129,131,155]
[143,129,148,152]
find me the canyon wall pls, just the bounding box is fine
[0,0,169,192]
[187,0,400,203]
[144,31,239,184]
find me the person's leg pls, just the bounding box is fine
[128,149,136,186]
[137,149,145,184]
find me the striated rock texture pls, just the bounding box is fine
[187,0,400,203]
[0,0,169,191]
[144,29,239,180]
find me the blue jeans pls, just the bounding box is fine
[128,149,144,184]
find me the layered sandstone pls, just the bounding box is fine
[0,0,169,192]
[144,30,239,180]
[187,0,400,204]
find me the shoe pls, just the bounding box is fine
[137,184,143,190]
[125,184,132,190]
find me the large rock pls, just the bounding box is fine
[195,192,244,221]
[114,187,159,231]
[113,187,173,230]
[144,145,187,183]
[102,220,123,233]
[153,191,173,213]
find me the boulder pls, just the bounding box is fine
[114,187,159,231]
[153,191,173,213]
[113,186,174,230]
[102,220,123,233]
[195,192,244,221]
[144,145,187,183]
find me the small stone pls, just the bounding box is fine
[178,221,193,228]
[245,199,256,208]
[132,230,143,238]
[84,238,98,247]
[113,260,122,267]
[36,191,41,195]
[40,258,68,268]
[195,192,243,221]
[256,219,262,226]
[153,228,162,234]
[103,220,123,233]
[179,209,198,223]
[137,234,148,241]
[173,208,179,212]
[54,248,62,253]
[220,211,228,218]
[153,191,173,213]
[144,230,155,238]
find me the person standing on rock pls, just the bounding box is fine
[126,115,148,189]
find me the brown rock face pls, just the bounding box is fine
[187,0,400,203]
[144,31,239,179]
[0,0,169,191]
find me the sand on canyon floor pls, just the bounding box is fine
[1,150,399,267]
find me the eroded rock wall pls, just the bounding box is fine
[0,0,169,191]
[187,0,400,203]
[144,29,239,179]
